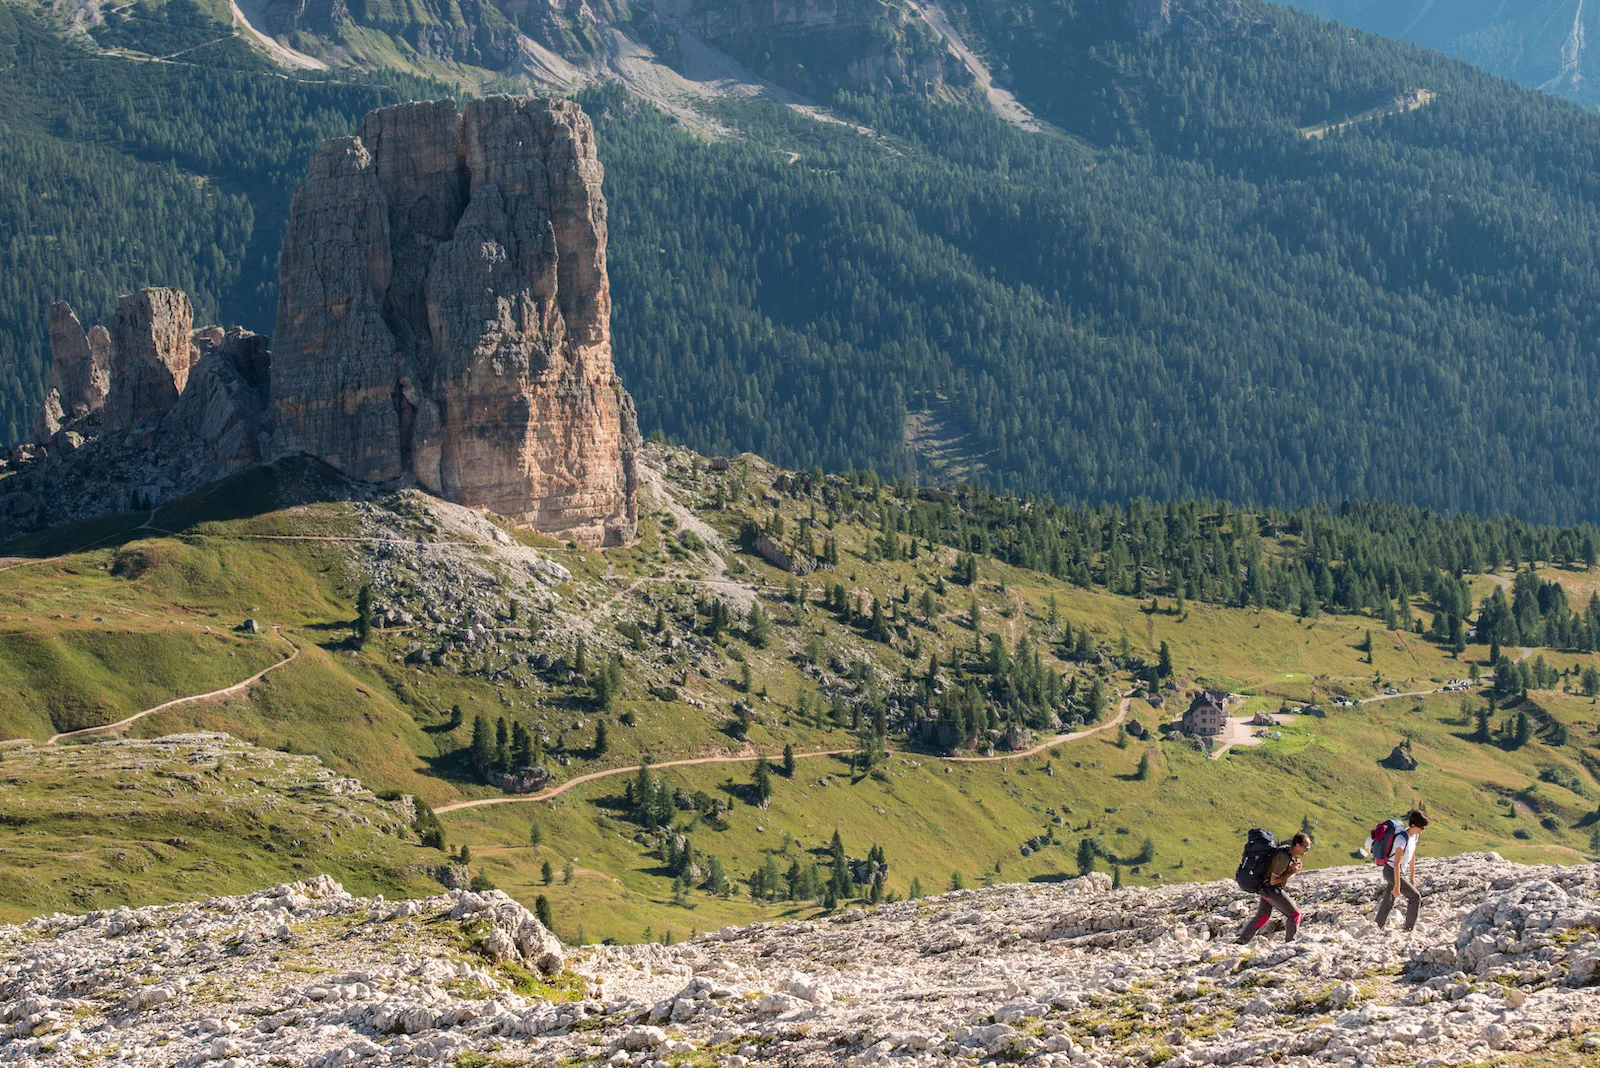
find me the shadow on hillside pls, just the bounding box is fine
[416,748,488,788]
[151,456,362,533]
[0,456,362,558]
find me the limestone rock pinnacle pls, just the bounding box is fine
[105,288,196,432]
[271,95,639,547]
[36,302,110,440]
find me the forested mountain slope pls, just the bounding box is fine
[15,1,1600,524]
[595,0,1600,521]
[1286,0,1600,107]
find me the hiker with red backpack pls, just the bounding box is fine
[1366,809,1428,931]
[1234,830,1313,944]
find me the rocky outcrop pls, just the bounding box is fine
[5,96,638,544]
[2,855,1595,1066]
[681,0,973,96]
[272,96,639,547]
[105,288,197,432]
[1128,0,1253,40]
[2,298,272,531]
[35,303,110,440]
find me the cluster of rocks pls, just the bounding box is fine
[4,854,1595,1066]
[3,95,640,548]
[2,291,271,527]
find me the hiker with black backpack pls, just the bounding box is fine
[1367,809,1428,931]
[1234,830,1312,944]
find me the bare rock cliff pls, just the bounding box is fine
[105,287,198,433]
[35,302,110,441]
[2,294,270,531]
[272,96,639,548]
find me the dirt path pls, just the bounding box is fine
[436,697,1129,815]
[46,629,298,744]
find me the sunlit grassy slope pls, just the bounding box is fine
[1,450,1597,940]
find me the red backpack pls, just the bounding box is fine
[1369,818,1406,866]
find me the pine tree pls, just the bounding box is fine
[564,860,574,885]
[753,756,773,807]
[830,830,852,896]
[541,860,554,885]
[1077,838,1097,875]
[529,822,543,847]
[1088,677,1107,721]
[470,715,493,773]
[459,844,472,866]
[761,855,781,902]
[594,719,609,756]
[948,871,965,891]
[782,743,796,778]
[706,856,729,897]
[908,876,924,899]
[495,716,510,772]
[748,601,772,648]
[534,895,553,931]
[1136,749,1153,780]
[1158,641,1173,678]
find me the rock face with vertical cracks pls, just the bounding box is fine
[36,302,111,440]
[271,96,639,547]
[106,288,198,433]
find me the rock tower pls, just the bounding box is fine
[271,96,639,547]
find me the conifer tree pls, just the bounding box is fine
[470,715,493,774]
[752,756,773,807]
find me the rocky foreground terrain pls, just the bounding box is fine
[2,854,1596,1066]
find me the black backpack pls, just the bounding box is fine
[1235,828,1286,894]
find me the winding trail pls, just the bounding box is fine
[46,629,298,745]
[435,698,1129,815]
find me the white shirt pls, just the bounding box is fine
[1386,831,1418,874]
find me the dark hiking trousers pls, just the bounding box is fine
[1237,886,1299,944]
[1377,867,1420,931]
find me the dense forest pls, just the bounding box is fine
[591,0,1600,523]
[12,0,1600,526]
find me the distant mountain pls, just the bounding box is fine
[1285,0,1600,106]
[20,0,1600,522]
